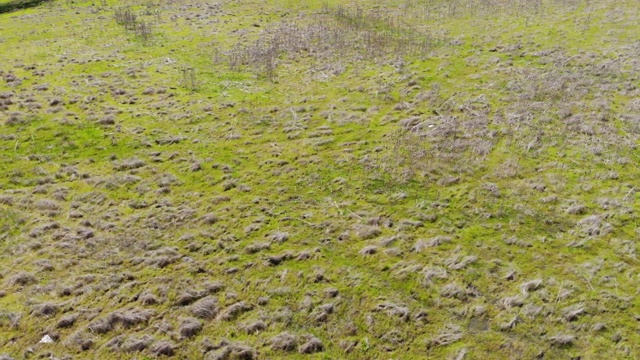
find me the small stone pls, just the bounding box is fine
[39,335,54,344]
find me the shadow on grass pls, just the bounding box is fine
[0,0,51,14]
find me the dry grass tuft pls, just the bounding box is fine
[269,332,297,352]
[217,301,252,321]
[245,242,271,254]
[114,158,146,171]
[30,302,59,317]
[87,318,113,334]
[150,340,178,356]
[520,279,543,294]
[34,199,61,211]
[190,296,219,319]
[427,325,464,348]
[56,313,80,328]
[498,295,526,309]
[242,320,267,334]
[175,291,203,306]
[298,335,324,354]
[6,271,36,286]
[354,225,381,240]
[180,317,203,339]
[89,308,155,334]
[548,334,576,347]
[65,330,95,351]
[122,334,155,352]
[110,308,156,328]
[374,302,410,321]
[205,342,257,360]
[562,304,585,322]
[139,291,161,306]
[359,245,378,255]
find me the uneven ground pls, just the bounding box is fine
[1,0,639,358]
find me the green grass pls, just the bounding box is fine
[1,0,639,358]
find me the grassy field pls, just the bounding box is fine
[1,0,639,358]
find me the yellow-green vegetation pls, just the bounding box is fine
[1,0,639,358]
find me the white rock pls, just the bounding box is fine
[39,335,54,344]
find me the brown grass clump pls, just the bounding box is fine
[34,199,61,211]
[266,252,293,266]
[150,340,178,356]
[548,334,576,347]
[498,295,526,309]
[440,283,468,300]
[520,279,543,294]
[88,308,155,334]
[201,213,219,224]
[354,225,381,240]
[6,271,36,286]
[427,325,464,348]
[204,281,225,293]
[30,302,59,317]
[269,332,297,352]
[0,195,14,205]
[0,312,21,329]
[270,231,289,243]
[114,158,146,171]
[244,242,270,254]
[111,308,156,328]
[122,334,155,352]
[180,317,203,339]
[66,330,95,351]
[217,301,252,321]
[189,296,219,319]
[56,313,80,328]
[205,342,257,360]
[298,335,324,354]
[175,290,203,306]
[34,259,54,271]
[102,335,125,351]
[445,255,478,270]
[139,291,161,306]
[242,320,266,334]
[374,302,410,321]
[87,318,113,334]
[359,245,378,255]
[562,304,585,322]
